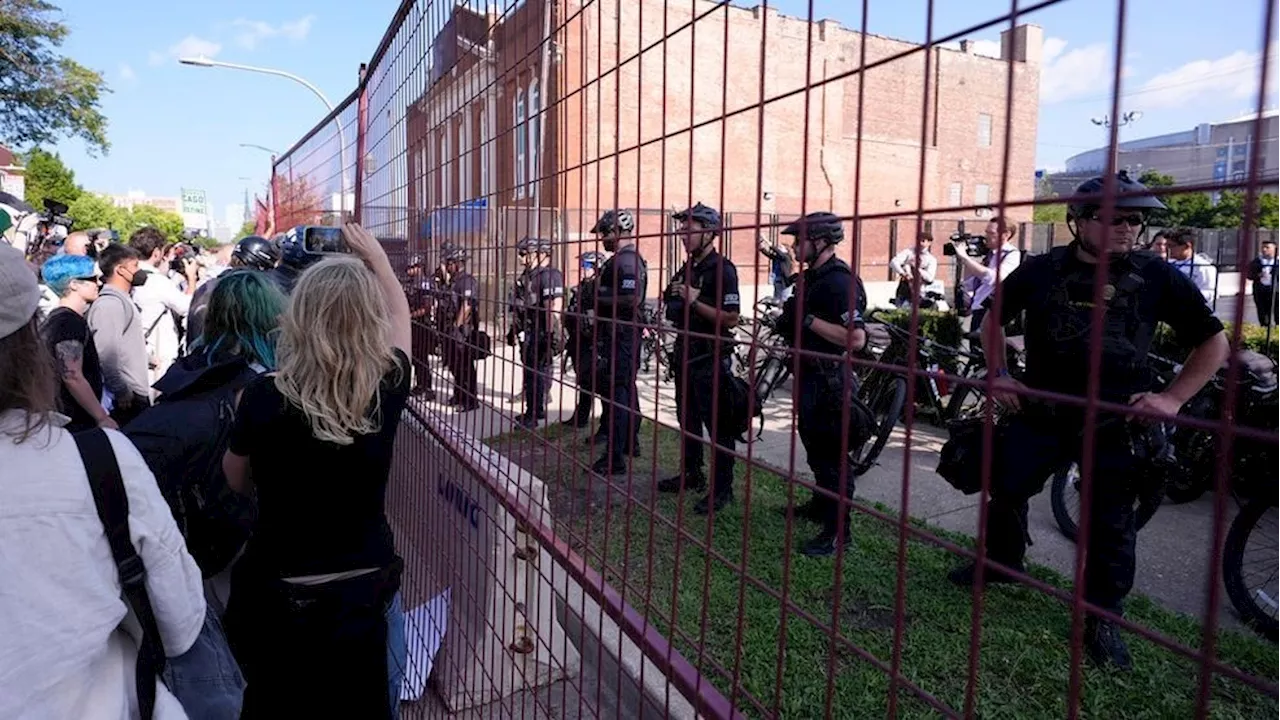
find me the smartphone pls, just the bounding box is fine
[304,226,349,254]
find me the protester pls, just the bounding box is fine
[129,228,198,383]
[0,242,207,720]
[39,254,113,432]
[221,223,411,718]
[87,243,153,425]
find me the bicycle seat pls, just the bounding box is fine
[758,296,784,308]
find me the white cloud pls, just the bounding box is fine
[149,35,222,66]
[1040,40,1112,104]
[232,15,315,50]
[1133,43,1279,111]
[118,63,136,83]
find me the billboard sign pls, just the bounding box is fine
[180,188,207,215]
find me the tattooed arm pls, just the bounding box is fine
[55,340,116,429]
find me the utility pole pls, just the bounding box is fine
[1091,111,1143,171]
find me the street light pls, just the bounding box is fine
[1091,111,1143,171]
[239,143,279,155]
[180,56,349,214]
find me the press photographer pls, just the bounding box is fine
[129,227,199,383]
[947,217,1021,337]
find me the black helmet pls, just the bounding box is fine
[233,235,279,271]
[672,202,722,232]
[443,246,470,263]
[591,209,636,236]
[781,212,844,244]
[279,229,321,271]
[1068,170,1166,220]
[580,251,606,267]
[515,237,533,254]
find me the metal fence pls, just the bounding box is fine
[267,0,1279,717]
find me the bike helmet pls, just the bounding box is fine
[591,209,636,236]
[1068,170,1166,220]
[672,202,722,232]
[580,251,606,268]
[232,235,279,271]
[443,245,470,263]
[781,211,845,245]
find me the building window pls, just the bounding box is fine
[528,79,540,198]
[948,182,963,207]
[514,88,527,199]
[459,116,473,201]
[1232,160,1247,173]
[479,108,491,199]
[977,113,993,148]
[440,131,451,207]
[974,184,991,206]
[417,144,427,209]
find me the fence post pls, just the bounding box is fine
[354,64,369,226]
[269,156,279,236]
[887,218,898,281]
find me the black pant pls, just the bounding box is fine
[1254,285,1276,327]
[672,354,735,494]
[985,411,1140,613]
[566,336,599,420]
[797,368,857,532]
[410,324,434,392]
[597,326,641,460]
[520,335,551,417]
[110,392,151,427]
[445,332,478,404]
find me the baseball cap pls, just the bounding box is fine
[0,244,40,339]
[42,254,98,296]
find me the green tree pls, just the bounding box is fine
[21,148,82,209]
[0,1,110,154]
[1213,191,1280,229]
[122,204,185,244]
[67,191,123,230]
[234,219,256,241]
[1138,169,1218,227]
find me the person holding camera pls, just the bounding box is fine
[129,228,199,385]
[948,217,1021,339]
[946,172,1229,671]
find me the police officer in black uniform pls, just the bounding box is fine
[562,251,606,427]
[772,212,872,557]
[510,238,565,428]
[952,171,1229,670]
[440,246,482,412]
[405,254,438,400]
[268,231,320,295]
[589,209,648,475]
[657,202,740,515]
[187,235,280,350]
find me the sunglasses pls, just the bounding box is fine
[1089,214,1146,227]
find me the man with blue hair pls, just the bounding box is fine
[39,254,114,432]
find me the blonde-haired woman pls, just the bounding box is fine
[221,223,412,719]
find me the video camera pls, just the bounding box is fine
[944,231,987,258]
[169,241,200,274]
[38,198,74,232]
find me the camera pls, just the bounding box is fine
[168,242,200,274]
[944,231,987,258]
[38,198,74,232]
[302,225,349,255]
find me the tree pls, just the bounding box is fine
[234,219,256,241]
[122,204,186,244]
[22,148,81,209]
[67,191,123,230]
[1138,169,1222,227]
[0,1,110,154]
[1213,191,1280,230]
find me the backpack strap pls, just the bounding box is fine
[72,429,166,720]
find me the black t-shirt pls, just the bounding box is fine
[785,258,866,357]
[596,247,647,323]
[41,307,104,432]
[665,250,740,358]
[187,276,217,350]
[517,265,565,331]
[227,349,412,576]
[991,245,1223,401]
[444,272,480,330]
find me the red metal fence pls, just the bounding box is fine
[269,0,1279,717]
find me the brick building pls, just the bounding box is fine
[405,0,1042,290]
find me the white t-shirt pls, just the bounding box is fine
[0,411,206,720]
[1168,253,1218,306]
[132,261,193,385]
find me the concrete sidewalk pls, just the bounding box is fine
[427,341,1249,632]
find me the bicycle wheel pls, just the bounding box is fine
[754,354,791,400]
[944,370,991,422]
[852,374,907,475]
[1223,500,1279,641]
[1050,464,1080,542]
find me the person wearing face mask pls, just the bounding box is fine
[657,202,741,515]
[772,212,872,557]
[39,254,114,433]
[945,171,1229,671]
[86,242,154,425]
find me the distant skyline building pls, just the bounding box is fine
[109,190,181,214]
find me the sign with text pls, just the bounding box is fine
[180,188,207,215]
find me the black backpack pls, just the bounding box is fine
[124,359,260,578]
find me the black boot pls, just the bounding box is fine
[780,496,824,523]
[657,472,706,494]
[947,560,1022,588]
[800,526,852,557]
[514,413,539,430]
[591,455,627,476]
[1084,617,1133,672]
[694,488,733,515]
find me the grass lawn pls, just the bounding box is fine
[489,421,1278,719]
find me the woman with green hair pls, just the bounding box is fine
[187,270,287,370]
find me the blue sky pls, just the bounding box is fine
[47,0,1277,226]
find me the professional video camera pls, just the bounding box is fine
[943,231,987,258]
[168,241,201,274]
[25,198,76,261]
[38,198,74,232]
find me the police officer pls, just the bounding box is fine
[405,254,438,400]
[562,251,606,427]
[268,232,320,295]
[657,202,740,515]
[772,212,871,557]
[440,246,481,412]
[187,235,281,349]
[510,237,565,428]
[954,171,1229,670]
[589,209,648,475]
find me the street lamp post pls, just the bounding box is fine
[180,56,350,215]
[239,143,280,155]
[1091,111,1143,172]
